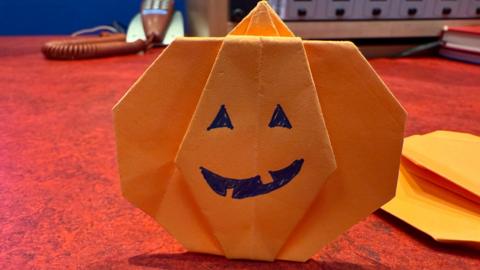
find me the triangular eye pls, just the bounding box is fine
[207,105,234,131]
[269,104,292,129]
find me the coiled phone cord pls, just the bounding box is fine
[41,34,153,60]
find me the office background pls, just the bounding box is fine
[0,0,186,35]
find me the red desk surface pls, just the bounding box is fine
[1,37,479,270]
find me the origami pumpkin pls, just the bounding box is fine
[114,1,406,262]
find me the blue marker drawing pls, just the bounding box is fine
[269,104,292,129]
[200,159,304,199]
[207,104,234,130]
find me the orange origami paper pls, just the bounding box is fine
[403,131,480,203]
[382,131,480,248]
[114,1,406,262]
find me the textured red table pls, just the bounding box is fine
[1,37,479,269]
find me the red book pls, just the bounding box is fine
[440,25,480,64]
[445,26,480,35]
[442,25,480,53]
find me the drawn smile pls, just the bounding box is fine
[200,159,304,199]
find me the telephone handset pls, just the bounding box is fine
[141,0,174,44]
[42,0,174,60]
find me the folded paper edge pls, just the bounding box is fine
[228,1,294,37]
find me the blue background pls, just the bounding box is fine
[0,0,186,35]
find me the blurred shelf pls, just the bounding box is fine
[186,0,479,57]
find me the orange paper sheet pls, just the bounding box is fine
[402,131,480,203]
[114,1,406,262]
[383,131,480,247]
